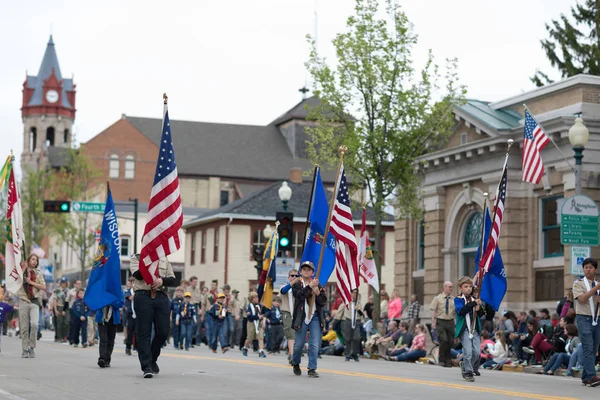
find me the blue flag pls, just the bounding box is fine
[84,187,124,311]
[475,208,507,311]
[301,167,336,283]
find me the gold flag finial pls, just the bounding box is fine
[339,145,348,154]
[163,93,168,104]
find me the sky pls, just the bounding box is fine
[0,0,578,178]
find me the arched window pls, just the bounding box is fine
[46,127,55,147]
[64,129,69,144]
[109,154,120,178]
[124,155,135,179]
[29,127,37,152]
[460,212,483,278]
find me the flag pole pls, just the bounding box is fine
[473,193,489,287]
[315,146,347,280]
[301,165,319,254]
[523,104,576,174]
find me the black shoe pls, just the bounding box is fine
[352,354,360,362]
[293,364,301,376]
[151,362,160,375]
[464,373,474,382]
[125,348,132,356]
[98,359,107,368]
[308,369,319,378]
[474,371,480,376]
[143,369,154,379]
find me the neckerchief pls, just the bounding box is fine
[582,278,598,326]
[303,280,315,325]
[287,285,294,313]
[183,303,188,317]
[25,269,36,300]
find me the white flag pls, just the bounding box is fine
[5,166,25,294]
[359,209,379,293]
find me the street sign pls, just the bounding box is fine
[560,194,599,246]
[72,201,105,213]
[570,246,591,276]
[275,257,296,288]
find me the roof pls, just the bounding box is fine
[270,96,321,126]
[455,99,522,131]
[47,146,72,168]
[125,116,335,183]
[114,202,208,217]
[183,181,395,228]
[26,36,74,109]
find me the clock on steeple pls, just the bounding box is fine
[21,35,76,177]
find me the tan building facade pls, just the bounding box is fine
[395,74,600,312]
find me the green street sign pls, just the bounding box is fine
[560,195,599,246]
[71,201,105,213]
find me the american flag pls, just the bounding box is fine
[139,101,183,284]
[479,166,507,274]
[329,163,360,306]
[522,110,550,184]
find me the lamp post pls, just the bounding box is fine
[568,117,590,195]
[278,181,292,211]
[263,224,273,240]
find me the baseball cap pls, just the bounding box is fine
[184,292,192,298]
[300,261,315,271]
[217,293,226,299]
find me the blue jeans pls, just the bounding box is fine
[180,321,194,349]
[544,352,570,373]
[389,348,407,357]
[172,319,180,348]
[576,315,600,382]
[482,359,497,369]
[225,314,234,347]
[567,343,583,373]
[460,330,480,374]
[204,317,213,346]
[394,349,425,362]
[292,315,321,371]
[210,321,226,350]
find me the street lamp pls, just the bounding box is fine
[263,224,273,240]
[568,117,590,195]
[278,181,293,211]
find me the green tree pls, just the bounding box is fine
[305,0,465,322]
[21,167,52,253]
[49,149,102,282]
[532,0,600,86]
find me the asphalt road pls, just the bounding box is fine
[0,332,596,400]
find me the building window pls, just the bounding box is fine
[542,196,563,257]
[412,277,424,304]
[190,232,196,265]
[125,155,135,179]
[120,236,130,257]
[293,231,303,260]
[109,154,120,178]
[201,231,206,264]
[220,190,229,207]
[64,129,69,144]
[213,229,219,262]
[46,127,55,147]
[251,228,266,260]
[461,133,467,145]
[417,220,425,270]
[29,127,37,152]
[460,212,483,278]
[535,269,564,301]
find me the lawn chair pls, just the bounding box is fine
[426,323,440,363]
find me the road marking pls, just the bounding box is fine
[0,388,26,400]
[160,353,577,400]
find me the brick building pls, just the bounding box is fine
[395,74,600,312]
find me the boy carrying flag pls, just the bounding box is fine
[455,276,484,382]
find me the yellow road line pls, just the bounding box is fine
[160,353,577,400]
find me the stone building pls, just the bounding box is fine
[395,74,600,311]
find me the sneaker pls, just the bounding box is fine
[563,371,573,377]
[352,355,360,362]
[522,347,535,355]
[492,363,502,371]
[259,351,266,358]
[28,348,35,358]
[464,373,475,382]
[143,369,154,379]
[293,364,301,376]
[212,349,217,354]
[242,347,248,357]
[345,356,351,362]
[308,369,319,378]
[125,348,132,356]
[98,359,107,368]
[21,350,29,358]
[573,366,583,372]
[584,376,600,387]
[473,371,480,376]
[82,343,88,349]
[151,362,160,375]
[222,347,229,354]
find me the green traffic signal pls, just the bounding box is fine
[279,237,290,247]
[61,203,69,211]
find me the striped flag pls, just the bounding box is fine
[139,100,183,284]
[522,110,550,184]
[479,165,507,274]
[257,228,278,309]
[5,164,25,293]
[359,208,379,292]
[329,163,360,306]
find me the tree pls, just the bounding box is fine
[532,0,600,86]
[21,167,52,253]
[48,149,102,282]
[305,0,465,322]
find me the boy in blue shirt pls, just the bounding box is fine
[265,297,284,353]
[177,292,197,351]
[70,289,89,348]
[454,276,484,382]
[0,300,14,353]
[242,292,266,358]
[209,293,228,353]
[170,287,184,350]
[96,300,123,368]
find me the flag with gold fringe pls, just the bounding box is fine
[257,227,279,309]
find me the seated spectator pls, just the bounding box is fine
[508,311,529,361]
[539,309,552,328]
[523,316,567,364]
[528,310,537,324]
[564,342,583,377]
[374,321,400,355]
[384,324,427,362]
[383,321,413,359]
[514,319,539,365]
[550,313,560,328]
[480,330,495,361]
[482,330,509,370]
[557,289,574,318]
[388,290,403,320]
[499,311,517,336]
[539,323,579,376]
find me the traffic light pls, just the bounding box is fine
[276,211,293,250]
[43,200,71,213]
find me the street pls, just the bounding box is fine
[0,333,594,400]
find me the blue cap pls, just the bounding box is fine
[60,276,68,283]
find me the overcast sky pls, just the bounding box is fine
[0,0,577,177]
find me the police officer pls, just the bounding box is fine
[130,255,176,378]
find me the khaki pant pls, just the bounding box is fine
[19,300,40,350]
[282,311,294,340]
[87,316,97,344]
[378,341,395,356]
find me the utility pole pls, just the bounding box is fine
[130,198,139,254]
